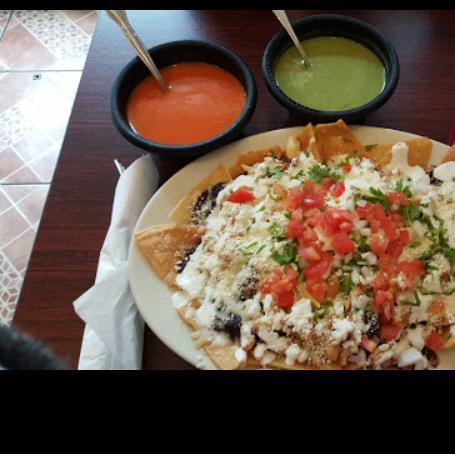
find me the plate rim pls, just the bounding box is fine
[128,125,450,369]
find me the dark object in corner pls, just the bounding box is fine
[0,324,69,370]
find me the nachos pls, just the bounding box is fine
[135,120,455,370]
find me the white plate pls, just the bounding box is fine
[128,126,451,370]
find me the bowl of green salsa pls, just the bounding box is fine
[262,14,399,122]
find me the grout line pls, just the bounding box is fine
[0,182,49,206]
[0,10,13,41]
[0,223,35,251]
[0,162,43,187]
[16,10,90,65]
[74,10,97,24]
[0,182,49,186]
[0,250,22,282]
[0,69,83,73]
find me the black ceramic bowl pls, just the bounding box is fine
[263,14,400,123]
[111,40,257,158]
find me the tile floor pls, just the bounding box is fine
[0,10,98,324]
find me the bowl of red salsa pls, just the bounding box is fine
[111,40,257,157]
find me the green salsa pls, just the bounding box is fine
[273,36,386,111]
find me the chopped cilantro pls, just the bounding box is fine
[268,222,286,241]
[308,164,343,183]
[395,179,413,198]
[291,170,305,180]
[240,241,258,257]
[304,151,310,158]
[257,205,266,212]
[266,166,284,179]
[361,188,390,209]
[399,202,422,226]
[423,217,455,260]
[340,273,354,295]
[400,290,421,306]
[256,244,266,255]
[418,286,455,296]
[284,212,292,219]
[271,244,297,265]
[354,234,370,253]
[240,241,266,258]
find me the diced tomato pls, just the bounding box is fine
[372,272,390,291]
[316,208,354,236]
[381,217,399,241]
[326,275,340,299]
[357,202,398,238]
[425,333,445,352]
[356,205,371,220]
[396,260,425,288]
[286,219,306,239]
[227,187,255,203]
[380,321,403,341]
[299,245,321,262]
[331,181,345,198]
[321,176,336,191]
[341,164,351,174]
[386,239,404,260]
[291,208,304,222]
[373,289,395,321]
[387,191,409,206]
[301,228,318,243]
[369,231,389,256]
[306,279,327,303]
[361,336,378,353]
[373,289,394,307]
[331,232,356,255]
[283,188,305,210]
[430,299,446,316]
[303,251,333,280]
[302,193,325,210]
[260,267,298,310]
[399,229,410,245]
[283,182,325,211]
[273,183,288,199]
[396,260,425,276]
[390,212,404,225]
[276,291,295,310]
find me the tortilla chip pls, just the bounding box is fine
[176,305,199,331]
[177,305,243,370]
[247,356,341,370]
[286,123,322,161]
[444,338,455,349]
[442,144,455,163]
[314,119,365,161]
[361,143,393,167]
[229,146,284,179]
[361,138,433,170]
[204,344,243,370]
[135,224,204,288]
[168,164,232,224]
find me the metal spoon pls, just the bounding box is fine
[107,10,170,92]
[272,10,310,68]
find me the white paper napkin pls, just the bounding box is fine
[73,154,159,370]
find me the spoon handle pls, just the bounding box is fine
[107,10,169,92]
[272,10,309,67]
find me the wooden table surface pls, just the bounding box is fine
[12,10,455,369]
